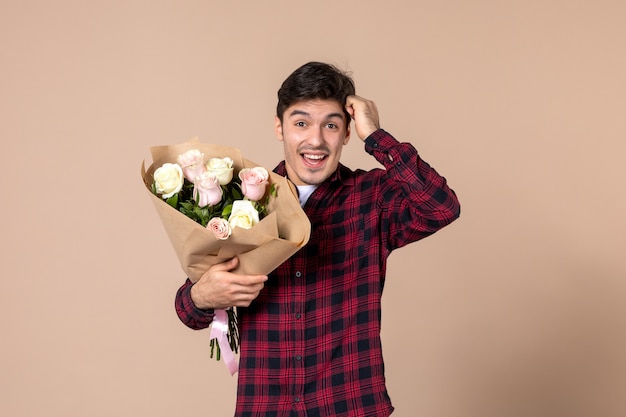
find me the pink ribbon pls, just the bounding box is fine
[210,309,238,375]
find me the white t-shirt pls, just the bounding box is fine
[296,185,318,207]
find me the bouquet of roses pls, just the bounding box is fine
[141,137,311,374]
[153,149,275,241]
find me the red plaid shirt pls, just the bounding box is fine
[175,129,460,417]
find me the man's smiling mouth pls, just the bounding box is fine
[303,154,326,160]
[302,153,327,167]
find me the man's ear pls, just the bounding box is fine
[343,124,351,145]
[274,116,284,141]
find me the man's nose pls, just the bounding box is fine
[307,126,324,147]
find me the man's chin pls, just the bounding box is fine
[290,169,323,187]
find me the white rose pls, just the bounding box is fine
[206,157,234,185]
[153,163,184,198]
[228,200,259,230]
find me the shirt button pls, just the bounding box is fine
[295,313,301,319]
[296,355,302,361]
[295,271,302,278]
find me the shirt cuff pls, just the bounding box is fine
[178,278,215,320]
[364,129,398,152]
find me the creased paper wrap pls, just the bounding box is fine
[141,137,311,282]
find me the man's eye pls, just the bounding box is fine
[295,121,306,127]
[326,123,338,129]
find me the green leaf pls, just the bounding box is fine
[165,194,178,208]
[232,186,243,200]
[180,201,194,211]
[222,204,233,218]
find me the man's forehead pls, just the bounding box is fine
[285,99,346,119]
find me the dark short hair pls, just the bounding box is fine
[276,62,356,126]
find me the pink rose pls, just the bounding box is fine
[194,172,223,207]
[207,217,232,240]
[239,167,269,201]
[177,149,206,183]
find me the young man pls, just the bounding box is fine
[175,62,461,417]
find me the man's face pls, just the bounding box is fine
[275,99,351,186]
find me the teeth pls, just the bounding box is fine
[304,154,325,160]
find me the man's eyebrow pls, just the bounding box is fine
[288,110,310,118]
[325,112,346,120]
[288,110,345,119]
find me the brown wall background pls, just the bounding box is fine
[1,1,625,416]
